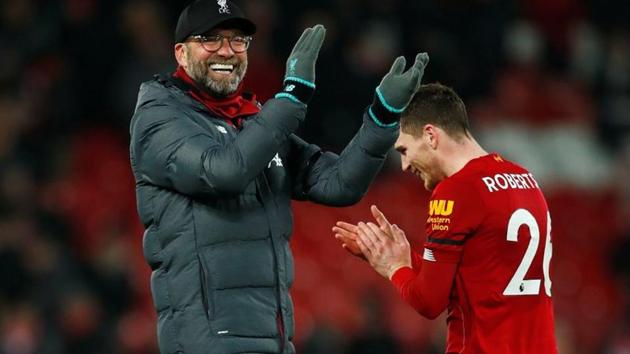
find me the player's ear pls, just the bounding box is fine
[424,124,438,150]
[175,43,187,67]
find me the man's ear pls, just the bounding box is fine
[174,43,187,67]
[423,124,439,150]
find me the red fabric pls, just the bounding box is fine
[410,250,424,272]
[173,66,260,127]
[391,260,456,320]
[392,153,558,354]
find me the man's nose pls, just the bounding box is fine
[216,38,234,57]
[401,157,410,172]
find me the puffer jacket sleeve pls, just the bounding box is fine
[130,98,306,197]
[290,110,399,206]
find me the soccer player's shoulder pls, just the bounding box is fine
[476,154,541,194]
[431,155,491,200]
[430,171,480,212]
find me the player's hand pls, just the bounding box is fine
[284,24,326,85]
[376,53,429,112]
[355,221,411,280]
[333,205,397,261]
[370,205,394,235]
[370,205,410,248]
[333,221,367,261]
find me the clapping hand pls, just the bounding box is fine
[333,205,411,279]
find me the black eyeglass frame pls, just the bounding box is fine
[187,34,252,53]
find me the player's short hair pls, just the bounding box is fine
[401,83,471,140]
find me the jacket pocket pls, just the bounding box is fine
[212,287,278,337]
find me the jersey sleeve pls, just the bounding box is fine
[388,178,486,319]
[422,179,485,264]
[411,250,424,272]
[391,257,459,319]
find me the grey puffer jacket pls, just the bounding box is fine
[129,74,398,354]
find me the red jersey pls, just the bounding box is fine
[392,153,557,354]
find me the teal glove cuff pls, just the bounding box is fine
[284,76,315,88]
[368,107,399,128]
[275,77,315,104]
[369,89,402,127]
[274,92,302,104]
[376,87,405,113]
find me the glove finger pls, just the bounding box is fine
[292,27,313,53]
[307,25,326,57]
[304,25,325,53]
[308,24,325,41]
[388,56,406,76]
[415,53,429,90]
[412,52,429,71]
[408,68,421,91]
[422,52,430,66]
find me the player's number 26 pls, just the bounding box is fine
[503,209,552,297]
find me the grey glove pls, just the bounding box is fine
[284,24,326,84]
[275,25,326,104]
[369,53,429,126]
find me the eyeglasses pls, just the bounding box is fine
[188,34,252,53]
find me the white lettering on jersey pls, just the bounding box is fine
[481,173,541,193]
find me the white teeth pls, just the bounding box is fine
[210,64,234,71]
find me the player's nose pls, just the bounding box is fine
[401,157,410,172]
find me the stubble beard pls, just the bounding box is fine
[424,176,438,191]
[186,48,247,97]
[416,165,439,191]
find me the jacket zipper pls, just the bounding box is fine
[197,254,211,320]
[258,174,286,351]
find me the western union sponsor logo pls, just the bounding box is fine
[432,224,449,231]
[429,200,454,216]
[426,216,451,224]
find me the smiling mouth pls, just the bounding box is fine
[209,63,235,74]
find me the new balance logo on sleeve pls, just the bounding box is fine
[423,248,436,262]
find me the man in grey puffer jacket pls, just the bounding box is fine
[129,1,429,353]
